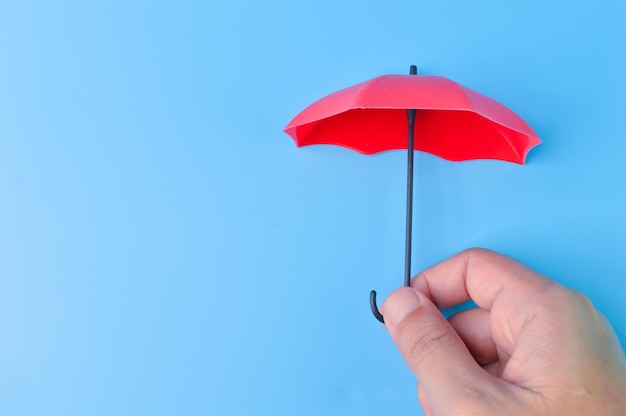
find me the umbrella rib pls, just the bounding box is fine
[484,117,524,163]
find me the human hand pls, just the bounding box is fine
[381,248,626,416]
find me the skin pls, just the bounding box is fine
[381,248,626,416]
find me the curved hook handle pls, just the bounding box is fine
[370,290,384,323]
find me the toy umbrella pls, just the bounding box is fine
[284,66,540,323]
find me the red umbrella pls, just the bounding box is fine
[284,66,540,323]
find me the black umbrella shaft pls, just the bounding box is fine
[405,108,416,287]
[369,65,418,324]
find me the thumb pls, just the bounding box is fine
[382,287,490,411]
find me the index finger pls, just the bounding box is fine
[412,248,555,311]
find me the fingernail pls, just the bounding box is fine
[384,288,421,325]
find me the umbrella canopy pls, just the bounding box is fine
[284,66,541,323]
[285,73,540,163]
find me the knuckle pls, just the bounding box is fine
[463,247,492,256]
[569,288,595,310]
[461,247,495,261]
[540,283,595,315]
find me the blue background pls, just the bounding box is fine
[1,1,625,415]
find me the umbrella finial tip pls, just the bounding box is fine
[410,65,417,75]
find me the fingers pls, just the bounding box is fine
[411,248,560,364]
[448,308,497,365]
[411,248,555,311]
[385,250,626,415]
[382,287,490,413]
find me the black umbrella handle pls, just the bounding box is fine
[370,65,417,323]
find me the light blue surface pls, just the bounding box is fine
[1,1,625,415]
